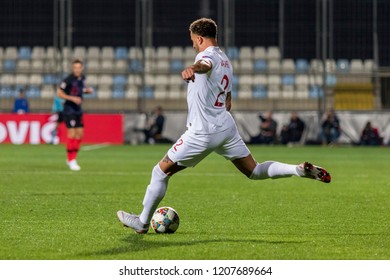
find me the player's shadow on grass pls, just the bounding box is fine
[83,233,305,258]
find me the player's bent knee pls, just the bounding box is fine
[161,154,174,164]
[158,155,186,176]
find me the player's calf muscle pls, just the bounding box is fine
[232,155,257,178]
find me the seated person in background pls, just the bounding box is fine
[321,108,340,145]
[360,121,381,146]
[250,111,278,144]
[144,106,170,144]
[280,111,305,145]
[13,89,29,114]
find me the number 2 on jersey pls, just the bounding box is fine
[214,75,229,107]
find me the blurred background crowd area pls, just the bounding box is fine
[0,0,390,113]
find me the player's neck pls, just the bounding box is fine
[199,39,218,52]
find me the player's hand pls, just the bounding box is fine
[83,87,93,94]
[181,65,195,83]
[70,96,82,105]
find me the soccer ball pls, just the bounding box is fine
[150,206,180,234]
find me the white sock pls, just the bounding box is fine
[139,164,170,224]
[249,161,299,180]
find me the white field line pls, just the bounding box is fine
[80,143,111,151]
[0,170,237,177]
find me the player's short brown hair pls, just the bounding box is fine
[189,18,217,39]
[72,58,83,65]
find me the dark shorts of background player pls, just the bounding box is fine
[57,111,64,123]
[64,113,84,128]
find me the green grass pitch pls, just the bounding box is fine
[0,144,389,260]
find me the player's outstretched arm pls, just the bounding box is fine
[193,59,212,74]
[181,59,212,82]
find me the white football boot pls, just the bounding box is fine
[67,159,81,171]
[117,210,149,234]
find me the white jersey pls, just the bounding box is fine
[186,46,233,134]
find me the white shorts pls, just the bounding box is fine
[167,122,250,167]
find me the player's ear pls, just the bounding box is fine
[197,36,203,45]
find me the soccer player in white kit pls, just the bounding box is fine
[117,18,331,233]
